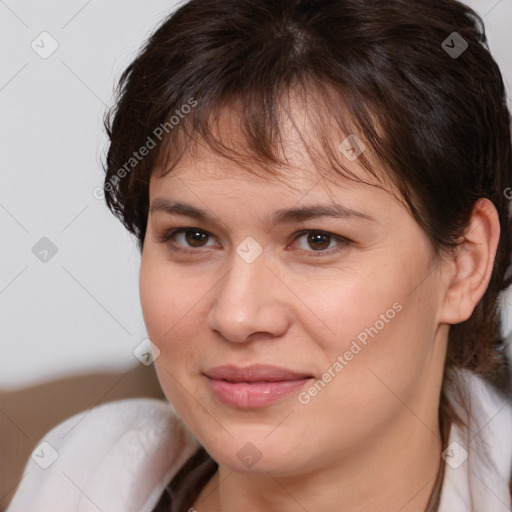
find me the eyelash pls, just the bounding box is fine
[157,227,351,257]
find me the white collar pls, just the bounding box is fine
[438,369,512,510]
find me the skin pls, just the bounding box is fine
[139,108,499,512]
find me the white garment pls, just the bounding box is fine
[6,370,512,512]
[438,370,512,511]
[6,399,200,512]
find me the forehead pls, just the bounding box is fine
[150,98,395,203]
[152,147,366,202]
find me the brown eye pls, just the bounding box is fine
[184,229,210,247]
[291,230,350,257]
[160,228,217,250]
[307,232,332,250]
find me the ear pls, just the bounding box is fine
[439,198,500,325]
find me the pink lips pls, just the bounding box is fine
[204,364,314,408]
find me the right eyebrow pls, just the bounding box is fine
[149,199,216,222]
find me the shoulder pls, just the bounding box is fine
[7,398,200,512]
[440,369,512,511]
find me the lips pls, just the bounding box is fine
[204,364,313,382]
[204,364,314,408]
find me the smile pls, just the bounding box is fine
[204,365,314,408]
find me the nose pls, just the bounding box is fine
[206,249,291,343]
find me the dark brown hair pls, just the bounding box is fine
[103,0,512,508]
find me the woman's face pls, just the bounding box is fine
[139,121,450,477]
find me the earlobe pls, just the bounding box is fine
[439,198,500,325]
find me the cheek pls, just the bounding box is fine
[299,252,439,387]
[139,264,171,341]
[139,258,202,409]
[139,256,192,348]
[295,269,408,360]
[139,254,216,379]
[319,280,440,415]
[297,296,439,443]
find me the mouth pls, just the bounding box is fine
[204,364,315,408]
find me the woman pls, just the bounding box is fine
[7,0,512,510]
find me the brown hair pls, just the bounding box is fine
[103,0,512,507]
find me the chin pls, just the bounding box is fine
[202,433,304,475]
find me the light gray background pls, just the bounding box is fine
[1,1,180,389]
[1,1,511,390]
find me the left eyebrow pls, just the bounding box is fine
[148,199,375,226]
[268,204,375,225]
